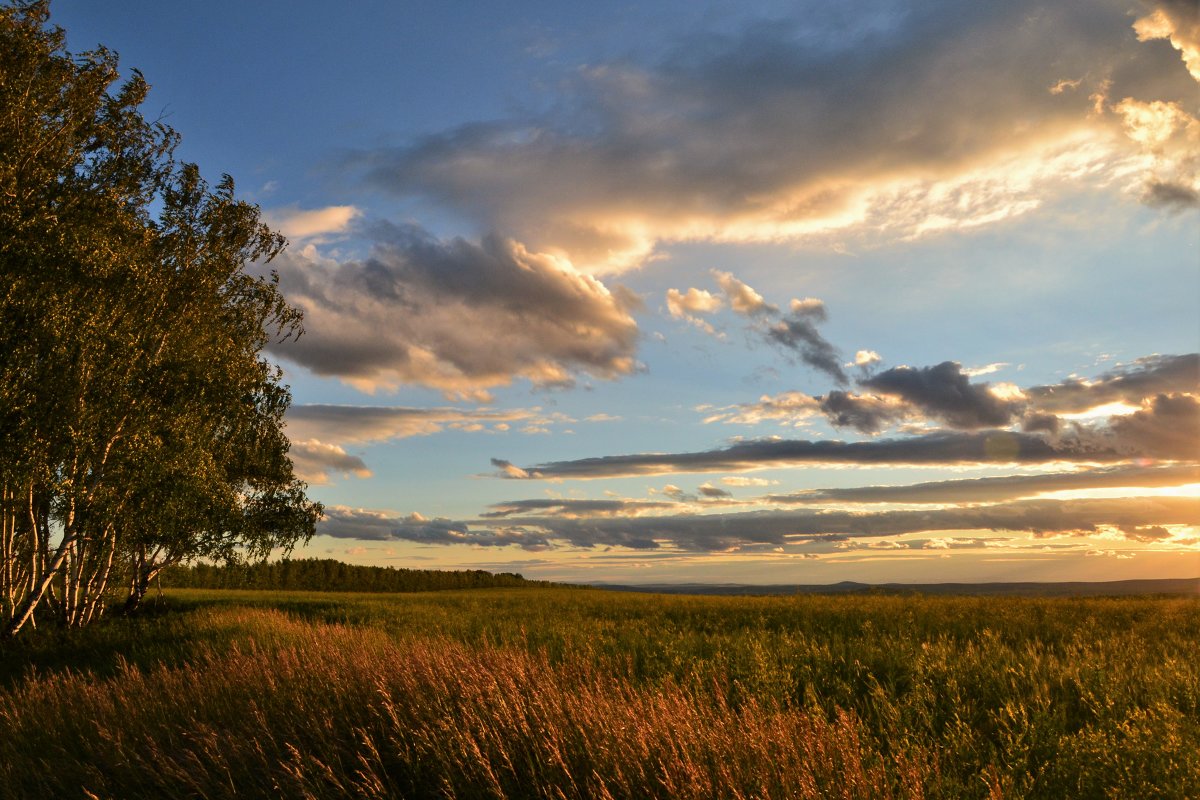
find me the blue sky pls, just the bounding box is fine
[52,0,1199,583]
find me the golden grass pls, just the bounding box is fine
[0,589,1197,798]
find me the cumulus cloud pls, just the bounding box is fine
[1112,96,1200,208]
[666,287,723,317]
[858,362,1019,429]
[852,350,882,368]
[270,223,639,396]
[289,440,372,484]
[1134,1,1200,82]
[350,0,1197,275]
[665,286,724,333]
[817,390,910,434]
[713,270,776,316]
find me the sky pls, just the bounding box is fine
[50,0,1199,585]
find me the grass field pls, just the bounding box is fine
[0,587,1197,798]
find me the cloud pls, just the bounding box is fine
[270,223,639,396]
[817,390,910,434]
[1023,354,1199,414]
[473,496,1199,552]
[1104,392,1200,460]
[286,404,543,444]
[481,498,676,519]
[858,361,1019,429]
[289,440,372,485]
[704,391,822,426]
[666,287,723,316]
[963,363,1010,377]
[491,458,535,479]
[720,476,780,487]
[766,464,1200,505]
[1134,1,1200,82]
[349,0,1197,275]
[767,309,848,385]
[494,429,1125,480]
[665,286,724,334]
[698,482,732,498]
[852,350,882,368]
[1111,96,1200,206]
[712,270,776,316]
[705,353,1199,437]
[262,205,361,241]
[320,506,551,550]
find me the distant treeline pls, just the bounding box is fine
[160,558,536,593]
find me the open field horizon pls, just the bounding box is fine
[2,585,1198,798]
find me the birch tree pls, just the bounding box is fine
[0,1,319,635]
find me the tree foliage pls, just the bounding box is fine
[0,1,321,635]
[160,558,533,593]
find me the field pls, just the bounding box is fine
[0,587,1197,798]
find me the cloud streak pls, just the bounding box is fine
[286,404,546,444]
[766,464,1200,505]
[494,430,1112,480]
[480,496,1198,552]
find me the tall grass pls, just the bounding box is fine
[0,588,1196,798]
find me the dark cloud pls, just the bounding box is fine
[1024,354,1199,414]
[860,361,1017,429]
[710,271,846,383]
[1120,524,1175,542]
[818,390,908,434]
[698,483,733,498]
[319,506,551,550]
[1143,180,1200,209]
[270,223,638,397]
[767,464,1200,505]
[767,313,847,385]
[1107,393,1200,460]
[483,497,1198,552]
[712,354,1198,438]
[496,429,1122,480]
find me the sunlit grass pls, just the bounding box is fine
[0,587,1197,798]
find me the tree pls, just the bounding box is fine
[0,1,321,635]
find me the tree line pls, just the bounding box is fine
[160,558,534,594]
[1,2,321,637]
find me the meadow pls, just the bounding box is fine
[0,586,1197,798]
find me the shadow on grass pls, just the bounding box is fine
[0,596,223,688]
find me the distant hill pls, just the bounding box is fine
[161,558,541,593]
[593,577,1200,597]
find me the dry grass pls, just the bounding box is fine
[0,609,919,799]
[0,589,1197,798]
